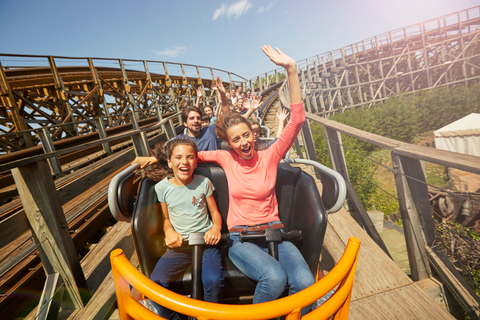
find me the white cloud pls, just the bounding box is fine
[212,0,252,20]
[227,0,252,19]
[212,4,226,21]
[152,46,187,58]
[257,1,276,13]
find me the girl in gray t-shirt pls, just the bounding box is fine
[147,138,224,319]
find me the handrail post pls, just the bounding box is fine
[11,159,90,310]
[391,152,433,281]
[301,120,318,162]
[88,58,111,126]
[131,129,150,158]
[37,128,63,177]
[96,118,112,155]
[324,126,392,258]
[48,56,78,137]
[156,103,163,122]
[176,102,182,124]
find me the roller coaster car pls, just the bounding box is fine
[108,159,346,301]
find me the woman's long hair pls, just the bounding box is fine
[215,112,253,142]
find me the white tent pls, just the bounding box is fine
[434,113,480,156]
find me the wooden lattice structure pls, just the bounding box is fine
[0,57,245,153]
[258,6,480,115]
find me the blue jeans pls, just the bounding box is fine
[150,246,224,320]
[228,222,315,315]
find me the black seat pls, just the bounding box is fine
[129,163,328,300]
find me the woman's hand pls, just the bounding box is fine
[262,45,301,104]
[165,229,183,248]
[204,225,221,245]
[261,45,297,70]
[132,156,158,169]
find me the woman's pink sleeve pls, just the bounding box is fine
[272,102,305,157]
[198,150,221,164]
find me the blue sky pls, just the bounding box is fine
[1,0,479,80]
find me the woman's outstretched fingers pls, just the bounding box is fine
[261,45,276,60]
[261,45,296,70]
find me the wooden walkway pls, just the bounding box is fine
[325,209,454,319]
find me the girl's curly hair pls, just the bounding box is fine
[145,138,198,182]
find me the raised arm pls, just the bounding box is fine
[211,83,222,116]
[261,45,301,104]
[215,76,230,116]
[241,94,261,119]
[261,46,304,158]
[195,86,204,109]
[276,108,289,138]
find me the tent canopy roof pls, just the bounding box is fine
[434,113,480,137]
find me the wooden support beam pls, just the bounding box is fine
[95,118,111,155]
[427,246,480,320]
[11,160,90,309]
[391,153,431,281]
[50,85,99,140]
[35,272,65,320]
[131,130,150,157]
[0,61,34,147]
[36,128,63,176]
[301,120,318,162]
[88,58,111,125]
[324,126,392,258]
[11,89,56,124]
[48,57,77,137]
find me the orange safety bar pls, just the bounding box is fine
[110,236,361,320]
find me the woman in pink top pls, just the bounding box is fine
[200,46,315,313]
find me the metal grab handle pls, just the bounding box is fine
[177,232,227,302]
[107,163,139,222]
[238,229,302,260]
[280,158,347,213]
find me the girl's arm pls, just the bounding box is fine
[241,94,261,120]
[161,202,184,248]
[204,195,222,245]
[276,109,289,138]
[132,156,158,169]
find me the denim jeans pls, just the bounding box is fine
[149,246,224,320]
[228,222,315,315]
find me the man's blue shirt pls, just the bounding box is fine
[176,124,218,151]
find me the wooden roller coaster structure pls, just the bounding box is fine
[1,5,480,320]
